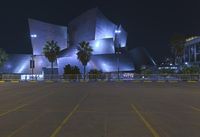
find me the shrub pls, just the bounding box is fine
[159,68,175,74]
[64,64,81,80]
[140,68,153,75]
[179,66,200,74]
[88,69,104,80]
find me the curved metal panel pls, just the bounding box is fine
[68,8,96,44]
[0,54,31,74]
[95,9,117,40]
[117,25,127,48]
[28,19,68,55]
[89,38,115,55]
[129,47,156,70]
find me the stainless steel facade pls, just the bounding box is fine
[0,8,155,75]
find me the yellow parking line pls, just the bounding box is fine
[50,104,80,137]
[131,104,160,137]
[62,80,69,83]
[133,80,140,83]
[6,113,44,137]
[29,80,37,83]
[187,81,197,83]
[0,104,27,117]
[11,80,19,83]
[0,90,56,118]
[157,81,165,83]
[81,80,89,83]
[45,80,54,83]
[144,81,152,83]
[50,93,89,137]
[168,81,178,83]
[190,106,200,112]
[0,81,5,83]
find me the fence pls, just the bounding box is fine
[0,73,200,82]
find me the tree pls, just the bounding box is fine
[76,41,93,79]
[0,48,8,67]
[43,40,60,76]
[170,35,186,65]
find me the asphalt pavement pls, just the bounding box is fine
[0,81,200,137]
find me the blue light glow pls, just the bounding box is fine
[102,63,110,72]
[31,34,37,38]
[115,30,121,34]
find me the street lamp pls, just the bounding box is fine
[115,28,121,80]
[30,55,36,80]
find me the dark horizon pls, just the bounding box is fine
[1,0,200,63]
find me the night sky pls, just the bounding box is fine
[1,0,200,63]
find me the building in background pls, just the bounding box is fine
[0,8,155,79]
[184,36,200,66]
[57,8,133,74]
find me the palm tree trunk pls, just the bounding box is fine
[51,62,53,79]
[84,65,86,80]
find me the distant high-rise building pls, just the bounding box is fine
[184,36,200,65]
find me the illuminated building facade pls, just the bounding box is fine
[184,36,200,65]
[0,8,155,76]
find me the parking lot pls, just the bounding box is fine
[0,81,200,137]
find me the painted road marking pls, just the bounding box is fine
[62,80,69,83]
[11,80,19,83]
[190,106,200,112]
[50,104,80,137]
[0,104,27,117]
[29,80,37,83]
[132,80,140,83]
[0,88,56,118]
[50,93,89,137]
[144,81,152,83]
[0,81,5,83]
[168,81,178,83]
[80,80,86,82]
[187,81,198,83]
[45,80,54,83]
[131,104,160,137]
[6,113,45,137]
[157,81,165,83]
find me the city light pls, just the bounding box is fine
[31,34,37,38]
[115,30,121,34]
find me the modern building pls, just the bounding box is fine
[0,8,155,79]
[184,36,200,65]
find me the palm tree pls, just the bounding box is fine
[76,41,93,80]
[0,48,8,67]
[43,40,60,76]
[170,35,186,65]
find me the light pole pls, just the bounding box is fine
[115,29,121,80]
[117,47,121,80]
[30,55,36,80]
